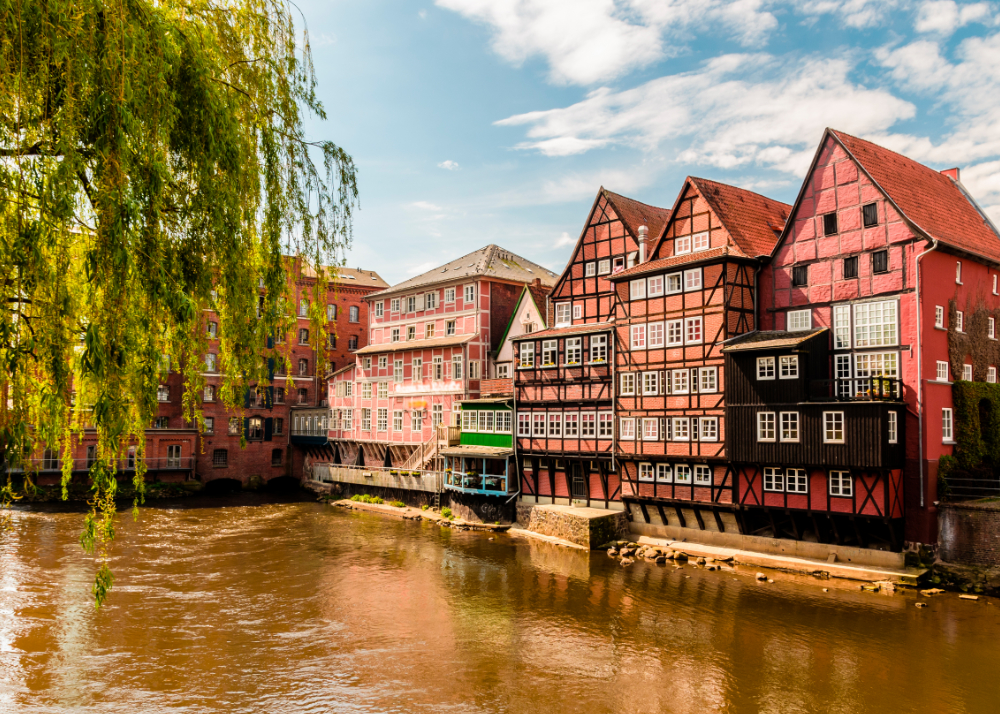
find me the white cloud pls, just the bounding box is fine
[496,53,914,175]
[554,231,576,248]
[796,0,906,28]
[435,0,777,85]
[438,159,460,170]
[914,0,992,35]
[419,8,428,19]
[410,200,444,211]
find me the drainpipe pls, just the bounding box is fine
[611,330,617,475]
[915,239,938,509]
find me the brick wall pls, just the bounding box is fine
[939,501,1000,566]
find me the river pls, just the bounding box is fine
[1,495,998,713]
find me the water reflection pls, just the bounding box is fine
[1,499,999,713]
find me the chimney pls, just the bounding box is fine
[941,168,960,181]
[638,225,649,263]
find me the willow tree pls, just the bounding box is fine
[0,0,357,604]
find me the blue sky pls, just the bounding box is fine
[297,0,1000,285]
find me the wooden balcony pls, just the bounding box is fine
[437,425,461,446]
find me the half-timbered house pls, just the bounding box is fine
[513,188,670,509]
[609,178,789,533]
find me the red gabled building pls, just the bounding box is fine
[609,178,789,533]
[736,128,1000,547]
[513,188,670,509]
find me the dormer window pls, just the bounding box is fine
[612,257,625,274]
[675,235,692,255]
[555,303,571,327]
[692,231,710,251]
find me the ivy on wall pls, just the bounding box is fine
[948,299,1000,381]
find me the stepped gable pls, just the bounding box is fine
[373,244,558,296]
[685,177,790,258]
[829,129,1000,263]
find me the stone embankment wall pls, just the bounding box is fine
[939,501,1000,566]
[516,504,629,548]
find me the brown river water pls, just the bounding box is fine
[1,494,998,714]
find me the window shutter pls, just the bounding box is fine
[662,371,669,394]
[659,418,666,441]
[267,386,275,408]
[691,418,699,441]
[243,418,250,440]
[266,336,274,349]
[267,357,275,380]
[666,419,673,441]
[244,389,251,409]
[691,368,699,392]
[264,418,273,442]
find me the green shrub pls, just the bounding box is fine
[441,507,453,520]
[421,504,429,511]
[350,494,384,504]
[370,496,384,504]
[390,500,405,508]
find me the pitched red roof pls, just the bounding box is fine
[831,130,1000,262]
[603,189,671,241]
[611,246,734,280]
[687,178,790,258]
[510,321,614,341]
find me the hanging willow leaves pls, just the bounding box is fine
[0,0,357,605]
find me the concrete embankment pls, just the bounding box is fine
[330,498,511,533]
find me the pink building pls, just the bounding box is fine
[328,245,556,468]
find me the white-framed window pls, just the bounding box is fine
[411,411,424,432]
[666,319,683,346]
[464,284,475,304]
[829,471,853,497]
[425,292,438,309]
[362,383,372,399]
[541,339,557,366]
[619,418,636,440]
[520,342,535,368]
[671,369,689,394]
[479,410,494,433]
[957,311,964,332]
[942,408,953,442]
[788,309,812,332]
[391,327,400,343]
[936,361,949,382]
[517,413,531,437]
[378,382,388,399]
[694,465,712,485]
[642,418,659,440]
[497,412,512,434]
[779,356,798,379]
[392,410,403,432]
[565,338,582,365]
[204,353,217,372]
[573,304,582,320]
[555,303,571,326]
[598,413,613,438]
[412,358,423,379]
[692,231,710,252]
[780,412,800,442]
[674,464,692,484]
[377,408,388,432]
[444,288,455,303]
[787,469,808,494]
[995,274,998,295]
[394,359,404,382]
[432,356,443,380]
[590,335,607,362]
[757,412,776,442]
[956,261,962,284]
[854,300,898,347]
[462,410,476,432]
[757,357,775,380]
[834,304,851,349]
[642,371,660,395]
[361,409,372,431]
[990,366,997,384]
[685,317,702,344]
[666,273,682,294]
[406,296,418,313]
[620,372,636,395]
[390,298,400,313]
[581,412,596,437]
[631,324,646,350]
[990,318,996,339]
[585,262,596,277]
[823,411,845,443]
[496,363,509,380]
[700,418,718,442]
[764,467,784,492]
[675,235,692,255]
[648,275,664,297]
[673,418,690,441]
[935,305,944,329]
[532,413,546,437]
[684,268,702,291]
[453,356,464,380]
[299,298,309,317]
[656,463,672,483]
[648,321,664,348]
[598,258,611,275]
[963,364,973,381]
[888,411,898,444]
[638,463,655,482]
[157,384,170,402]
[700,367,718,393]
[564,413,579,437]
[374,301,384,318]
[630,279,646,300]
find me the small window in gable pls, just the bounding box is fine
[675,235,692,255]
[792,265,808,287]
[692,231,710,251]
[844,256,858,279]
[630,279,646,300]
[585,262,596,277]
[862,202,878,228]
[872,250,888,274]
[823,213,838,236]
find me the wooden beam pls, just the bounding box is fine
[639,501,651,524]
[674,505,687,528]
[656,503,669,527]
[693,507,706,531]
[712,506,725,533]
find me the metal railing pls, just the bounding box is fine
[941,476,1000,500]
[444,471,510,494]
[311,463,445,493]
[808,377,902,402]
[7,456,195,473]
